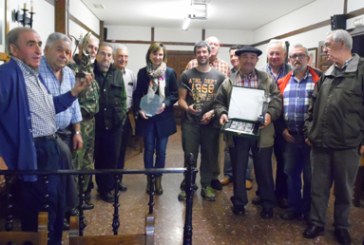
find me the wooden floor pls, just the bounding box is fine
[61,126,364,245]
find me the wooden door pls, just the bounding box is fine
[167,51,195,80]
[166,50,195,124]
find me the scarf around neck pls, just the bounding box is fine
[147,62,166,99]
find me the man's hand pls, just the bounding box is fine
[0,156,8,188]
[200,110,214,125]
[71,73,93,97]
[73,134,83,150]
[219,114,229,126]
[360,145,364,156]
[186,104,200,115]
[282,129,295,143]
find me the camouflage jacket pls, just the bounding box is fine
[68,54,100,120]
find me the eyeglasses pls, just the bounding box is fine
[289,54,307,60]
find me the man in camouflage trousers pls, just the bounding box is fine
[68,33,100,209]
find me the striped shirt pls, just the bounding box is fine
[39,57,82,130]
[283,70,315,133]
[13,57,57,137]
[186,57,230,77]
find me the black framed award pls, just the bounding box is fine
[222,86,268,137]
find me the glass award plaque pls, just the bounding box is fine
[140,93,163,117]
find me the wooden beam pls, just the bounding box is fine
[55,0,66,34]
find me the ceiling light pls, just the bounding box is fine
[93,3,104,9]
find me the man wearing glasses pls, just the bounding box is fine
[276,44,321,222]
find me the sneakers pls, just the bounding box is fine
[201,186,216,201]
[210,179,223,190]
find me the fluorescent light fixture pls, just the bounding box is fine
[182,17,191,30]
[93,3,104,9]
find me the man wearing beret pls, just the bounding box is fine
[214,46,282,218]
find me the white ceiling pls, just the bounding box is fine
[81,0,316,30]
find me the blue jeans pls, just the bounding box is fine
[283,134,311,214]
[143,124,169,175]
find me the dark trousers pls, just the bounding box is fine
[283,135,311,214]
[310,147,359,229]
[94,126,123,193]
[181,123,220,187]
[274,134,288,200]
[20,137,65,245]
[56,131,78,210]
[118,117,132,170]
[230,136,276,209]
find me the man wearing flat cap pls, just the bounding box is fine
[214,46,282,218]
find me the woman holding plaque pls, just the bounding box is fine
[133,42,178,195]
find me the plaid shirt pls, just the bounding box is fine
[186,57,230,77]
[283,70,315,133]
[39,57,82,130]
[14,57,57,137]
[233,70,259,88]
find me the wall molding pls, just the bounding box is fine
[69,14,99,38]
[78,7,364,48]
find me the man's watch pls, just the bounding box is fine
[75,131,81,135]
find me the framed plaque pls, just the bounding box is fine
[222,86,268,137]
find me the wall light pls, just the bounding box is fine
[182,17,191,31]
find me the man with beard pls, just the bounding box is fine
[303,29,364,245]
[178,40,225,201]
[186,36,230,191]
[93,43,127,202]
[215,46,281,218]
[69,33,100,208]
[276,44,321,222]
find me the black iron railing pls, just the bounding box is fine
[0,153,197,245]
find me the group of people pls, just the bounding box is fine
[176,30,363,245]
[0,26,363,245]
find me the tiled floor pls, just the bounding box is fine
[63,126,364,245]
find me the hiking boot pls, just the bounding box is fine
[201,186,216,201]
[178,190,186,201]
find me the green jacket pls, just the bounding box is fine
[304,54,364,149]
[68,54,100,120]
[94,62,127,130]
[214,69,282,147]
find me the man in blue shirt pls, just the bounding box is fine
[0,27,91,245]
[39,32,93,230]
